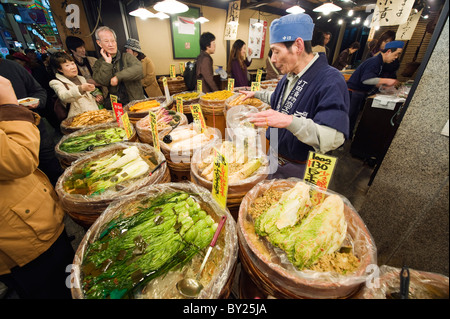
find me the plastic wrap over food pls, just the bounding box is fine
[354,265,449,299]
[159,123,221,163]
[199,90,235,112]
[135,110,188,145]
[55,142,169,220]
[55,122,137,168]
[71,182,238,299]
[124,96,171,120]
[60,109,115,135]
[224,93,270,114]
[238,178,377,299]
[172,91,205,113]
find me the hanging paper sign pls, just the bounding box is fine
[149,111,160,152]
[169,64,176,78]
[212,148,229,209]
[397,8,423,40]
[256,69,263,83]
[303,151,338,205]
[176,97,183,114]
[179,62,185,74]
[227,78,235,91]
[372,0,415,27]
[189,103,206,133]
[196,79,202,93]
[248,18,268,59]
[120,112,133,140]
[224,0,240,40]
[251,81,261,92]
[112,102,124,126]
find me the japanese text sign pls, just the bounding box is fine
[120,112,134,140]
[189,103,206,133]
[212,148,229,209]
[149,111,160,152]
[112,102,124,126]
[371,0,415,27]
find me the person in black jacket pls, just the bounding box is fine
[333,42,360,71]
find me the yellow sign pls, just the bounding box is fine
[162,77,169,91]
[149,111,160,152]
[256,69,263,83]
[251,81,261,92]
[303,151,338,205]
[227,78,235,91]
[110,94,118,119]
[189,103,206,133]
[176,97,183,114]
[212,148,228,209]
[120,112,134,140]
[169,64,176,78]
[179,62,185,74]
[197,80,202,93]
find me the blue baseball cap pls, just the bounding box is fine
[269,13,315,44]
[385,41,405,50]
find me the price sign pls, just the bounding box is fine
[112,102,124,126]
[189,103,206,133]
[251,81,261,92]
[110,94,118,119]
[303,151,338,205]
[149,111,160,152]
[179,62,185,74]
[162,76,170,101]
[197,80,202,93]
[256,69,263,83]
[120,112,134,140]
[169,64,176,78]
[227,78,235,91]
[212,148,228,209]
[176,97,183,114]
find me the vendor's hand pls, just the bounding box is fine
[81,83,95,92]
[239,90,255,101]
[248,47,253,56]
[380,78,399,87]
[110,76,119,87]
[100,48,112,64]
[247,109,293,129]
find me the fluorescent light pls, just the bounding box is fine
[313,2,342,15]
[129,6,155,19]
[196,16,209,23]
[154,11,170,19]
[154,0,189,14]
[286,5,305,14]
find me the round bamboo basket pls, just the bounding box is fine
[190,141,269,221]
[171,91,204,115]
[158,76,187,95]
[71,182,238,299]
[55,122,138,169]
[199,91,235,140]
[55,142,170,229]
[237,179,377,299]
[159,123,221,183]
[60,110,115,135]
[135,111,188,146]
[123,96,170,125]
[260,79,279,90]
[224,93,270,115]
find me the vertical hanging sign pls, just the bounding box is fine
[224,1,240,41]
[397,8,423,40]
[371,0,416,27]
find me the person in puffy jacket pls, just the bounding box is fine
[0,75,74,299]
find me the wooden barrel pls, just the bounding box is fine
[158,76,187,95]
[237,179,377,299]
[55,122,138,169]
[199,90,235,140]
[135,111,188,145]
[55,142,170,229]
[60,109,115,135]
[190,141,269,221]
[159,123,221,183]
[71,182,238,299]
[123,96,170,125]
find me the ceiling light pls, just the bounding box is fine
[129,1,155,19]
[422,14,429,19]
[154,0,189,14]
[338,19,343,25]
[348,9,354,17]
[154,11,170,19]
[286,5,305,14]
[252,9,264,27]
[227,20,239,26]
[196,16,209,23]
[313,2,342,15]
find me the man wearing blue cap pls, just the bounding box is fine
[243,13,350,179]
[347,40,404,138]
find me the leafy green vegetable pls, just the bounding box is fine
[60,127,127,153]
[81,191,219,299]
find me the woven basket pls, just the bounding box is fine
[60,110,115,135]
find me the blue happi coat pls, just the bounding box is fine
[267,54,350,162]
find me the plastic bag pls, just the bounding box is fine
[135,111,188,145]
[237,178,377,299]
[171,91,204,113]
[123,96,171,121]
[60,110,115,135]
[354,265,449,299]
[71,182,238,299]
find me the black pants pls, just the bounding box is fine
[348,90,367,139]
[0,229,75,299]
